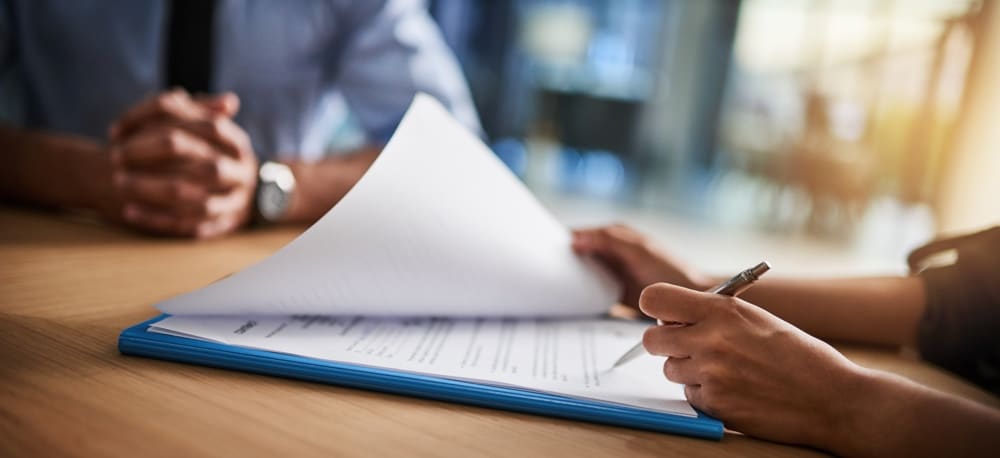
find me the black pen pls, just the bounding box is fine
[610,261,771,368]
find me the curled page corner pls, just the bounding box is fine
[158,93,623,317]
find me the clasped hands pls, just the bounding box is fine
[105,89,258,238]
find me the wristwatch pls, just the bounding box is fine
[255,161,296,222]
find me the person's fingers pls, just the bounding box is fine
[117,115,252,162]
[115,172,248,216]
[167,115,252,159]
[194,92,240,117]
[186,154,255,189]
[684,385,711,415]
[572,229,624,273]
[198,189,251,219]
[571,226,618,253]
[192,211,243,239]
[121,201,242,238]
[663,357,700,385]
[115,121,254,191]
[116,155,250,191]
[116,126,216,167]
[110,89,214,140]
[110,91,242,143]
[643,323,699,358]
[122,202,198,236]
[115,172,207,209]
[570,228,595,251]
[571,224,648,261]
[639,282,720,324]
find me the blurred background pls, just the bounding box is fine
[7,0,987,275]
[387,0,998,275]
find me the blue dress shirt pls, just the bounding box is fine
[0,0,481,160]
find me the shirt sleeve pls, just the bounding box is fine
[333,0,482,142]
[914,226,1000,395]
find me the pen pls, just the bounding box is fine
[611,261,771,368]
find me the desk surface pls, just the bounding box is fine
[2,207,997,457]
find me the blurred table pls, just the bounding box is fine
[1,206,996,457]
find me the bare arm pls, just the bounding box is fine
[278,146,380,224]
[838,368,1000,457]
[719,276,926,347]
[109,90,380,235]
[0,123,116,215]
[572,225,926,347]
[3,79,383,236]
[637,283,1000,458]
[578,225,1000,454]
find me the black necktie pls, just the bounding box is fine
[164,0,217,93]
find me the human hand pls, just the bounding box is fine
[572,225,710,310]
[639,282,867,449]
[107,90,258,238]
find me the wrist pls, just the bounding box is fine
[282,150,377,224]
[78,143,117,212]
[817,365,894,456]
[282,160,314,223]
[254,160,296,224]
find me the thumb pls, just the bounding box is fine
[639,282,715,324]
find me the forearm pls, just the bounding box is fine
[279,146,380,223]
[721,276,926,347]
[826,368,1000,457]
[0,123,111,210]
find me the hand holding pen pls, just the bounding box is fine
[612,261,771,368]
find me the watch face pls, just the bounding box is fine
[259,182,288,221]
[257,162,295,222]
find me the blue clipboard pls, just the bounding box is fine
[119,314,724,440]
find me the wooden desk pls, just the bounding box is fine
[2,207,996,457]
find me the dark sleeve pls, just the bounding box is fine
[0,0,11,70]
[914,226,1000,395]
[0,0,23,124]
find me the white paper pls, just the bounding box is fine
[158,94,621,316]
[149,315,695,417]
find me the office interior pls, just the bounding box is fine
[395,0,997,275]
[3,1,1000,456]
[1,0,995,273]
